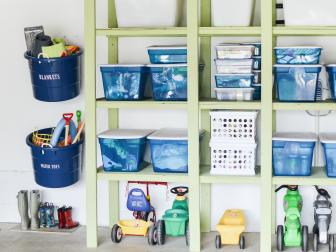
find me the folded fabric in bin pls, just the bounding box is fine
[215,74,253,88]
[274,46,322,64]
[215,59,253,74]
[147,45,187,64]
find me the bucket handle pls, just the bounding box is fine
[41,143,53,155]
[37,53,51,63]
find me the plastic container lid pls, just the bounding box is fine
[147,63,187,68]
[274,46,323,49]
[147,128,205,140]
[100,64,146,68]
[217,44,255,50]
[273,64,322,68]
[273,132,317,142]
[320,133,336,143]
[147,45,187,50]
[215,59,253,66]
[98,129,154,139]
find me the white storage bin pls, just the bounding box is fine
[210,111,258,142]
[210,140,257,175]
[216,45,255,60]
[215,59,253,74]
[211,0,255,26]
[283,0,336,26]
[215,88,254,101]
[115,0,185,27]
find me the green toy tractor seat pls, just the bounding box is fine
[163,209,188,237]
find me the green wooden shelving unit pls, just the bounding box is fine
[84,0,336,251]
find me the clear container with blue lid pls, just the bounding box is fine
[274,46,322,64]
[147,45,187,64]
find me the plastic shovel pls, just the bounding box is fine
[63,113,73,146]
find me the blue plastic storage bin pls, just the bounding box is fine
[274,46,322,64]
[253,70,261,84]
[26,128,84,188]
[252,57,261,70]
[326,65,336,101]
[148,64,187,101]
[252,84,261,100]
[215,74,253,88]
[320,134,336,177]
[147,46,187,64]
[242,42,261,56]
[24,51,82,102]
[148,128,204,173]
[274,64,322,102]
[100,65,148,100]
[272,133,316,176]
[98,129,153,172]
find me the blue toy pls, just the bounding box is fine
[127,188,155,221]
[50,117,77,147]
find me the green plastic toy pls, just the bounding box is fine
[156,186,189,246]
[276,185,308,252]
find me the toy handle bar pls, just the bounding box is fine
[63,113,74,123]
[314,185,331,199]
[129,188,146,196]
[171,186,189,196]
[275,185,298,192]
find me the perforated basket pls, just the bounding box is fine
[210,141,257,175]
[210,111,258,142]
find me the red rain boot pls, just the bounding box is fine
[57,207,66,229]
[64,207,79,229]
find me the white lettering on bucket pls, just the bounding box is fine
[38,74,61,80]
[40,164,60,169]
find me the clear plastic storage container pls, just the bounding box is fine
[320,134,336,177]
[215,59,253,74]
[272,133,317,176]
[147,45,187,64]
[253,70,261,84]
[216,44,255,60]
[98,129,154,172]
[274,46,322,65]
[326,65,336,101]
[252,84,261,100]
[215,88,254,101]
[242,42,262,56]
[100,65,148,100]
[148,128,204,173]
[215,74,253,88]
[274,65,322,102]
[252,57,261,70]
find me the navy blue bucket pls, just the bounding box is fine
[26,128,83,188]
[24,51,82,102]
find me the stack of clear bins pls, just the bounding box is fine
[274,46,323,102]
[214,43,261,101]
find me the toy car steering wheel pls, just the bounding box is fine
[171,186,189,196]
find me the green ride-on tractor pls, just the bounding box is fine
[156,186,189,246]
[276,185,309,252]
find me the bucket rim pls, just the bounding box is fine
[24,50,83,61]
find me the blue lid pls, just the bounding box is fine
[147,45,187,55]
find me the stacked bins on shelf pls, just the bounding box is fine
[214,43,261,101]
[209,111,258,176]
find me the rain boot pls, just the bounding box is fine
[46,203,56,228]
[39,203,46,228]
[30,190,41,230]
[57,206,66,229]
[64,207,79,229]
[17,190,30,230]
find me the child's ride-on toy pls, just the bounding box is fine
[111,188,157,245]
[156,186,189,246]
[276,185,309,252]
[312,186,334,252]
[215,209,246,250]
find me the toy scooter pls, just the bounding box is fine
[312,186,334,252]
[156,186,189,246]
[276,185,308,252]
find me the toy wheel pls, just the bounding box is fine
[239,235,245,250]
[148,224,158,246]
[145,209,156,223]
[302,225,309,252]
[156,220,166,245]
[329,234,335,252]
[277,225,284,251]
[185,222,190,247]
[313,232,318,252]
[215,235,221,249]
[111,224,122,243]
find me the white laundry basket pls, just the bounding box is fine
[211,0,255,26]
[210,141,257,175]
[283,0,336,26]
[115,0,186,27]
[210,111,258,142]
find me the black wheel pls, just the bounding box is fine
[329,234,335,252]
[239,235,245,249]
[313,232,318,252]
[313,224,319,236]
[148,224,158,246]
[111,224,122,243]
[277,225,284,251]
[302,225,309,252]
[156,220,166,245]
[185,222,190,246]
[145,209,156,222]
[215,235,221,249]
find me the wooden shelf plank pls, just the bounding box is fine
[96,27,187,37]
[273,101,336,111]
[199,99,261,110]
[199,27,261,36]
[273,26,336,36]
[96,98,187,109]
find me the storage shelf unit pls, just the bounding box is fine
[84,0,336,251]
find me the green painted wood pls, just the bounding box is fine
[199,27,261,36]
[199,100,261,110]
[274,26,336,35]
[96,27,187,37]
[84,0,98,247]
[273,101,336,110]
[200,183,211,233]
[96,99,187,109]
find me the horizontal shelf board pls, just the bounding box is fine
[274,26,336,36]
[200,165,261,184]
[272,167,336,186]
[199,27,261,36]
[273,100,336,110]
[97,165,189,183]
[199,99,261,110]
[96,27,187,37]
[96,98,187,109]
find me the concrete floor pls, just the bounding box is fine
[0,223,332,252]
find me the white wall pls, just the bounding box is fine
[2,0,336,234]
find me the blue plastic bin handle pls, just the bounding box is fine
[50,119,77,147]
[129,188,146,196]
